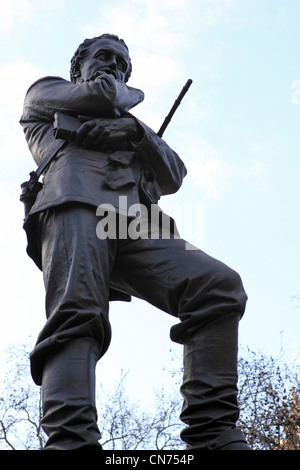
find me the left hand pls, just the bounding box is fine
[75,117,142,151]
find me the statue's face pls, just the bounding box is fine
[79,38,131,83]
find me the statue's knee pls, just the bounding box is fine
[215,264,248,311]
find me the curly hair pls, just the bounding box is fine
[70,33,132,83]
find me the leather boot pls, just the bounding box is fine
[41,338,102,450]
[180,314,251,450]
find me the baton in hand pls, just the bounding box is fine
[157,79,193,137]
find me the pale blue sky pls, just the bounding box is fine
[0,0,299,403]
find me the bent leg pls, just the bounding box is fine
[111,236,247,338]
[111,235,249,449]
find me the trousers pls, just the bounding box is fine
[31,202,247,385]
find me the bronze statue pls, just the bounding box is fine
[20,33,250,450]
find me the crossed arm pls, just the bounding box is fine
[75,116,144,152]
[21,75,187,195]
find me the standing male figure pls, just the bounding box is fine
[20,33,250,450]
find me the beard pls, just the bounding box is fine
[83,69,119,82]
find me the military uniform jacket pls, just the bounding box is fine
[20,74,187,218]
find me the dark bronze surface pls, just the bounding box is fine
[20,33,250,450]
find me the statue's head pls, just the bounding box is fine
[70,33,132,84]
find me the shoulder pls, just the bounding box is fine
[25,76,67,96]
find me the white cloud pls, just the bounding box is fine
[179,135,267,200]
[0,61,44,115]
[82,4,186,99]
[82,0,238,58]
[0,0,34,32]
[79,0,240,127]
[0,0,68,33]
[0,59,46,351]
[0,181,45,351]
[83,0,189,52]
[0,61,44,174]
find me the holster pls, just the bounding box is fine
[20,171,43,218]
[20,120,67,269]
